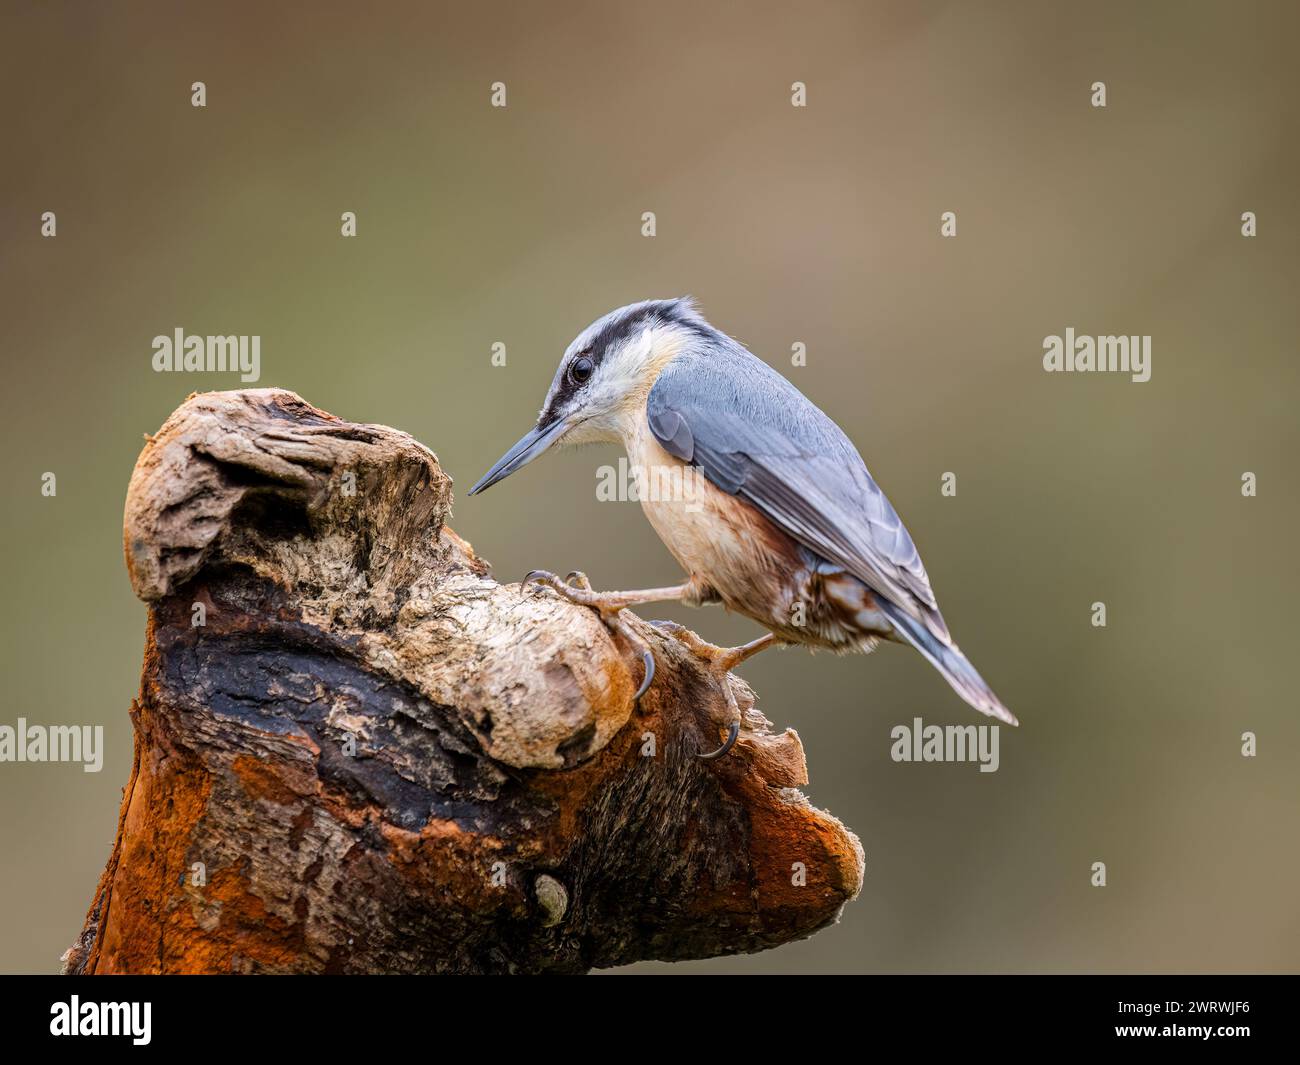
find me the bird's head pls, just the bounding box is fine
[468,297,707,495]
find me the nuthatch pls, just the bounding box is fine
[470,298,1017,758]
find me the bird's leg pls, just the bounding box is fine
[647,623,782,759]
[664,627,780,672]
[521,570,778,758]
[520,570,697,702]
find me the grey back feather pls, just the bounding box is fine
[647,331,950,642]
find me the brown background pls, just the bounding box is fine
[1,0,1296,973]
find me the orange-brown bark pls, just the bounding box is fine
[63,388,862,974]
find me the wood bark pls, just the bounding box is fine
[63,388,863,974]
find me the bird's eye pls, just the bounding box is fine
[569,355,594,385]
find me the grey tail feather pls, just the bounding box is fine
[883,604,1019,726]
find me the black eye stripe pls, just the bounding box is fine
[583,300,704,365]
[537,302,697,428]
[587,309,650,360]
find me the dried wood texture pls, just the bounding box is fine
[64,388,862,974]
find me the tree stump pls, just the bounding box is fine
[63,388,863,974]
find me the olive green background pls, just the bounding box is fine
[1,0,1296,973]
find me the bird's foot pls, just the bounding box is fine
[649,622,781,759]
[651,622,779,673]
[521,570,656,702]
[520,572,775,759]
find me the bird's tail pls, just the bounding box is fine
[883,605,1019,726]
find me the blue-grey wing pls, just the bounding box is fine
[647,348,949,641]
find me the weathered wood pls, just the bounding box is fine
[64,388,862,974]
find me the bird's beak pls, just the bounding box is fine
[467,416,570,496]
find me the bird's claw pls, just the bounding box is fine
[520,569,657,705]
[522,570,604,611]
[633,648,655,700]
[698,721,740,760]
[677,632,779,760]
[519,571,760,758]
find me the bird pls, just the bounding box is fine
[469,298,1017,758]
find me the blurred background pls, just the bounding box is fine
[1,0,1297,973]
